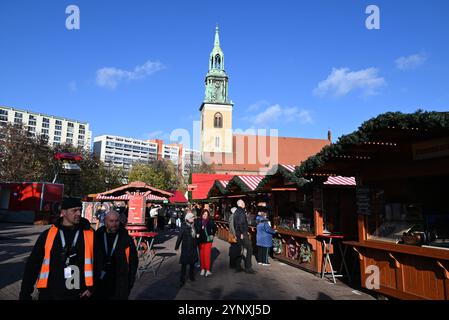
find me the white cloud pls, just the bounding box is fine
[297,109,313,124]
[395,53,427,70]
[252,104,313,126]
[254,105,281,125]
[247,100,270,112]
[314,67,386,97]
[96,60,165,89]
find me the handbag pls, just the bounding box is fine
[204,226,214,242]
[227,233,237,244]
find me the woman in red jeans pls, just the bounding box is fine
[195,209,217,277]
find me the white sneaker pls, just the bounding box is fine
[205,271,212,277]
[200,269,206,276]
[258,262,262,265]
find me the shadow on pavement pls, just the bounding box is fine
[0,260,27,291]
[133,270,182,300]
[210,247,220,271]
[152,252,177,274]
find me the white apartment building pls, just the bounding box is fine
[93,135,158,171]
[0,106,92,150]
[162,144,181,167]
[94,134,202,177]
[182,148,202,176]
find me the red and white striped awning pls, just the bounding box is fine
[96,193,167,201]
[237,175,264,191]
[324,176,356,186]
[280,164,296,173]
[219,180,229,188]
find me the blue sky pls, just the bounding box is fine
[1,0,448,148]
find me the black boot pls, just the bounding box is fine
[180,273,186,287]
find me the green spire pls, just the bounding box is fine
[204,24,229,104]
[209,23,224,72]
[214,24,220,47]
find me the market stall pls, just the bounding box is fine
[296,111,449,300]
[94,181,172,226]
[256,164,357,275]
[211,175,265,242]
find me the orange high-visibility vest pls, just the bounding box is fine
[125,247,130,265]
[36,226,94,288]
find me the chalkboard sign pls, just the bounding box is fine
[356,187,371,215]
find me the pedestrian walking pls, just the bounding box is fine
[150,204,160,230]
[228,207,241,269]
[93,210,138,300]
[195,209,217,277]
[174,211,197,287]
[256,212,277,266]
[19,197,94,300]
[233,199,256,274]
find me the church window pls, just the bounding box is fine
[215,55,221,69]
[215,136,220,149]
[214,113,223,128]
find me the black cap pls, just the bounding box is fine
[61,197,82,210]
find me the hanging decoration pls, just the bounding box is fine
[273,238,283,255]
[299,243,312,263]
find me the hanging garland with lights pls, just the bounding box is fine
[295,110,449,178]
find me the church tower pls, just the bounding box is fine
[200,25,233,154]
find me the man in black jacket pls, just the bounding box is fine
[94,210,138,300]
[233,199,256,274]
[19,197,94,300]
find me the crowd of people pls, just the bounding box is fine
[19,197,277,299]
[174,199,278,287]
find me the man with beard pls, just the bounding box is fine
[94,210,138,300]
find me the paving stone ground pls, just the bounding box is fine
[0,223,376,300]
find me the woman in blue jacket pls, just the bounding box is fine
[256,212,277,266]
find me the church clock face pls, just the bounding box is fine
[214,81,222,101]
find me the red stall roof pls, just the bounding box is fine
[96,192,167,201]
[169,190,188,204]
[280,164,296,173]
[190,174,233,200]
[324,176,356,186]
[219,180,229,188]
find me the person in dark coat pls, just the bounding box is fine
[93,210,138,300]
[233,199,256,274]
[19,197,94,300]
[175,211,197,287]
[256,212,277,265]
[194,209,217,277]
[228,207,241,269]
[145,203,154,231]
[157,206,166,231]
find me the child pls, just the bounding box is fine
[256,211,277,266]
[175,212,197,287]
